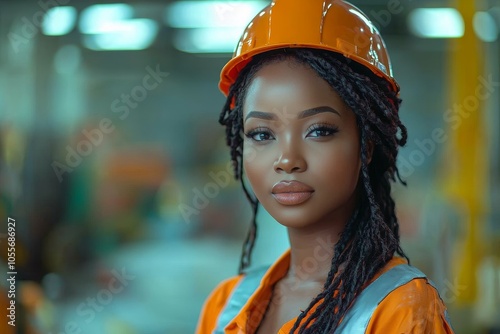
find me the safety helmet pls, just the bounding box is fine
[219,0,399,96]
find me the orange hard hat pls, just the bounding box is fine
[219,0,399,96]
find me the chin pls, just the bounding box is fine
[264,204,323,229]
[259,194,355,232]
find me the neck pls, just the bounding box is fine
[286,223,344,285]
[285,193,358,285]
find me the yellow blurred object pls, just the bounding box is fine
[2,125,26,171]
[441,0,489,305]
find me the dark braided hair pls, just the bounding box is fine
[219,48,409,333]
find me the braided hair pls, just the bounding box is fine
[219,48,409,333]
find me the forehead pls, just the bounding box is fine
[242,59,350,116]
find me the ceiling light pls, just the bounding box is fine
[173,27,243,53]
[473,11,498,42]
[165,1,267,28]
[42,6,77,36]
[80,4,134,34]
[80,4,158,51]
[82,19,158,51]
[408,8,464,38]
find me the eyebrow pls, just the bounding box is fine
[244,106,341,122]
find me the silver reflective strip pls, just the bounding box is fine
[336,264,426,333]
[214,264,452,334]
[214,266,269,334]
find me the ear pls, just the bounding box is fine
[366,140,374,164]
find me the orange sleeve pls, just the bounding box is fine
[196,275,243,334]
[366,278,454,333]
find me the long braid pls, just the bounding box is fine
[219,48,409,332]
[289,49,406,332]
[219,61,264,274]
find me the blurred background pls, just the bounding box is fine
[0,0,499,333]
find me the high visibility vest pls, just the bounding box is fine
[214,264,452,333]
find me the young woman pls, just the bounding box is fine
[196,0,455,333]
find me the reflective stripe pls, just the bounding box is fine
[336,264,426,333]
[214,264,443,333]
[214,266,269,334]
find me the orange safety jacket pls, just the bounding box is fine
[196,250,454,334]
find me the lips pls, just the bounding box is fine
[271,180,314,205]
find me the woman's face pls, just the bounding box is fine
[242,59,362,231]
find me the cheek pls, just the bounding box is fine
[312,141,361,188]
[243,142,281,199]
[244,165,267,203]
[243,139,278,167]
[243,143,268,190]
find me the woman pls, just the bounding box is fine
[196,0,455,333]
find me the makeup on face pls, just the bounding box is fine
[271,180,314,206]
[242,60,362,232]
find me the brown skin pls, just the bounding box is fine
[242,59,363,333]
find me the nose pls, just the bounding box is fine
[273,142,307,174]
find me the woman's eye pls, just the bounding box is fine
[245,129,274,142]
[307,126,339,138]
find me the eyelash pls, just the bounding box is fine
[244,124,339,142]
[244,127,274,142]
[306,123,339,138]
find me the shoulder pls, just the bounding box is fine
[195,264,274,334]
[196,275,243,334]
[207,275,244,306]
[366,267,454,333]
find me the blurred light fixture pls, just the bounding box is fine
[166,1,267,53]
[42,6,77,36]
[408,8,464,38]
[173,28,244,53]
[79,4,133,34]
[165,1,267,28]
[473,11,498,42]
[83,19,158,51]
[80,4,158,51]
